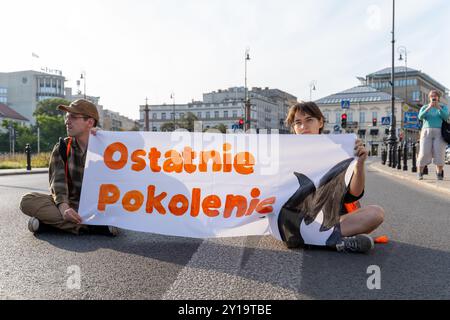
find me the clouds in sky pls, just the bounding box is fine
[2,0,449,119]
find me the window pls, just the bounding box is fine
[359,112,366,124]
[372,112,378,122]
[197,112,202,119]
[162,113,166,120]
[153,113,157,119]
[348,112,353,122]
[206,111,210,119]
[324,112,329,123]
[335,112,341,124]
[214,111,219,118]
[233,110,237,118]
[224,111,228,118]
[412,91,420,101]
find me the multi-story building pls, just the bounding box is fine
[102,109,139,131]
[139,87,297,132]
[0,70,66,125]
[316,85,405,156]
[365,67,449,107]
[316,67,449,156]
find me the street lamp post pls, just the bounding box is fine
[80,71,86,99]
[398,45,409,143]
[388,0,397,168]
[309,81,317,101]
[244,49,251,131]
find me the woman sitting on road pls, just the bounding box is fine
[279,102,385,253]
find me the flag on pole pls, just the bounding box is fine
[32,52,39,58]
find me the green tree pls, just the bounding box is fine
[34,98,71,117]
[36,114,66,152]
[160,122,175,132]
[177,112,199,132]
[212,123,227,134]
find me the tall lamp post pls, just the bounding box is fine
[244,48,251,131]
[80,71,86,99]
[398,45,409,143]
[309,80,317,101]
[388,0,397,167]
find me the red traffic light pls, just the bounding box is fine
[239,119,244,125]
[341,114,347,120]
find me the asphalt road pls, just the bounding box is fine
[1,165,449,300]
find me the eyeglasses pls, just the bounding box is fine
[64,114,89,121]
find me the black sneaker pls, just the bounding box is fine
[335,234,374,253]
[82,225,119,237]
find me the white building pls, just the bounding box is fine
[315,85,405,156]
[0,70,66,125]
[139,87,297,132]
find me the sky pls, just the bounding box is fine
[2,0,449,120]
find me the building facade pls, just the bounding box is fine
[139,87,297,132]
[102,109,139,131]
[0,70,66,125]
[316,85,405,156]
[0,103,29,133]
[366,67,449,106]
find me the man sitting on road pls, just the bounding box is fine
[19,99,119,236]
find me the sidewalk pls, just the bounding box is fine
[0,168,48,176]
[369,158,450,196]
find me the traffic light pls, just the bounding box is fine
[238,118,244,129]
[372,118,377,127]
[341,113,347,129]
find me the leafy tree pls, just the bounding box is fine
[160,122,175,132]
[34,98,71,117]
[35,114,66,152]
[177,112,199,132]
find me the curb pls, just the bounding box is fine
[369,163,450,196]
[0,169,48,177]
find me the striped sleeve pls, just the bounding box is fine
[49,143,69,206]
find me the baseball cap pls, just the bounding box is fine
[57,99,99,122]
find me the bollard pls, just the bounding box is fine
[381,148,387,165]
[403,142,408,171]
[25,143,32,171]
[397,144,402,170]
[392,144,397,168]
[388,145,393,167]
[411,142,417,173]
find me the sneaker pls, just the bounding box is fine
[437,172,444,181]
[417,172,424,180]
[108,226,120,237]
[336,234,374,253]
[28,217,40,233]
[82,225,119,237]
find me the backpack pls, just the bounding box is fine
[58,137,73,184]
[442,119,450,144]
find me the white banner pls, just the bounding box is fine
[78,131,356,239]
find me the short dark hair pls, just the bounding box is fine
[285,102,325,133]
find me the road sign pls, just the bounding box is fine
[334,125,340,132]
[381,117,391,126]
[341,100,350,109]
[404,112,420,129]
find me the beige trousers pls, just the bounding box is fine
[19,192,83,234]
